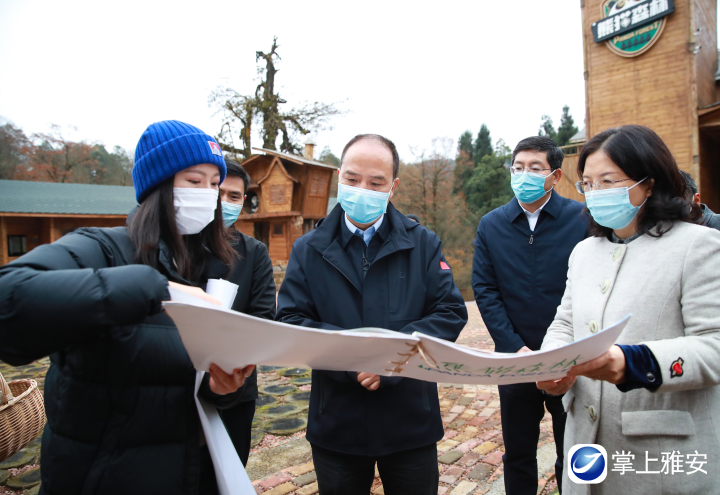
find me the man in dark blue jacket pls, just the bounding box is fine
[277,134,468,495]
[472,136,588,495]
[216,160,277,466]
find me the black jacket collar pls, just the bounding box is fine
[309,203,417,253]
[308,203,418,292]
[339,211,392,249]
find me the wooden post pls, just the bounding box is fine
[0,217,7,266]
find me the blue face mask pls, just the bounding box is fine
[511,170,555,204]
[221,201,243,228]
[337,183,392,224]
[585,178,648,230]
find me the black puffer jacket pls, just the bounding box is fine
[0,227,243,495]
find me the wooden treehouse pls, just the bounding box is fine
[235,140,337,263]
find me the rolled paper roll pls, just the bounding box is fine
[206,279,239,310]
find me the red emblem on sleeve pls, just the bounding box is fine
[440,261,450,270]
[670,357,684,378]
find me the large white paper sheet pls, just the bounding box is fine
[164,296,631,385]
[166,299,419,376]
[403,316,630,384]
[194,373,255,495]
[188,286,252,495]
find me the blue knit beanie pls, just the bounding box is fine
[132,120,227,203]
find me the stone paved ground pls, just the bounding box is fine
[0,303,559,495]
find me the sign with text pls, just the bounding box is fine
[592,0,674,57]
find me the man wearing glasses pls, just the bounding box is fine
[472,136,588,495]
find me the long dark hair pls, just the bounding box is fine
[578,125,702,239]
[128,177,235,283]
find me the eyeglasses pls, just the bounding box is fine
[575,178,636,194]
[510,166,552,175]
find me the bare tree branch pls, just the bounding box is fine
[208,37,343,159]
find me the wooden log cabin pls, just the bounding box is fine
[554,0,720,211]
[235,141,337,263]
[0,180,136,266]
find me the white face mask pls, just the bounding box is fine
[173,187,219,235]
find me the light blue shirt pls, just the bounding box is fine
[344,213,384,245]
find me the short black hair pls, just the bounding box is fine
[679,169,698,199]
[511,136,564,171]
[224,159,250,194]
[341,134,400,179]
[578,125,701,239]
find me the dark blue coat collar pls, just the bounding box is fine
[309,202,416,253]
[307,203,417,292]
[505,190,563,223]
[338,212,390,249]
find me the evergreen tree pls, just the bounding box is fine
[538,115,557,142]
[462,154,513,217]
[318,146,340,196]
[89,145,134,185]
[317,146,340,167]
[556,105,579,146]
[473,124,493,164]
[494,139,511,162]
[453,131,475,193]
[0,123,30,180]
[457,130,474,161]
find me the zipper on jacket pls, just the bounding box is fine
[362,244,370,278]
[529,235,534,245]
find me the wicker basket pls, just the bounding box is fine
[0,372,46,462]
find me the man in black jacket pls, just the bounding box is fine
[473,137,588,495]
[215,159,276,465]
[276,134,468,495]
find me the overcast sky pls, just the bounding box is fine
[0,1,712,162]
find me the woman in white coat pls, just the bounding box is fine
[537,125,720,494]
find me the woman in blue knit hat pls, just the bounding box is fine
[0,120,253,495]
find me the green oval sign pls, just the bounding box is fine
[593,0,675,58]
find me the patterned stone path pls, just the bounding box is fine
[0,303,559,495]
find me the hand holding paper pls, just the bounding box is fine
[566,344,627,383]
[207,363,255,395]
[170,282,251,396]
[357,372,381,391]
[169,281,222,307]
[536,375,577,395]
